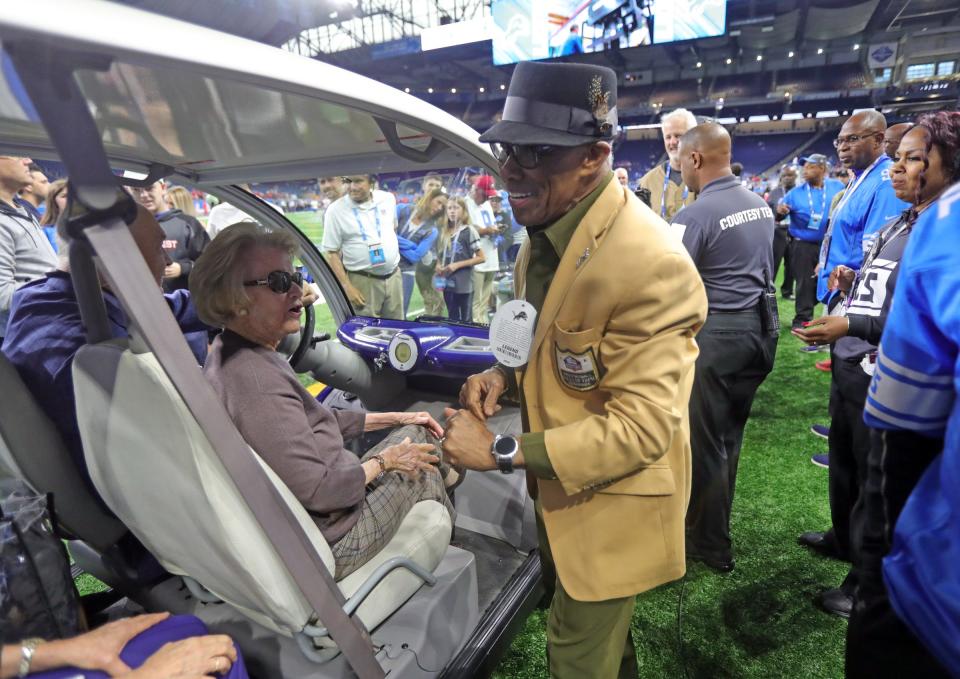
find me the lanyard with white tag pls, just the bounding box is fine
[818,155,886,270]
[660,163,689,219]
[805,184,827,228]
[830,155,885,225]
[353,204,386,265]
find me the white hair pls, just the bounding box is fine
[661,108,698,131]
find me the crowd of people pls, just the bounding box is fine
[1,56,959,679]
[613,97,960,676]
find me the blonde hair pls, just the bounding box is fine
[189,222,299,327]
[437,196,473,255]
[412,188,447,224]
[165,185,196,216]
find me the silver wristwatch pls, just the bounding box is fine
[492,435,519,474]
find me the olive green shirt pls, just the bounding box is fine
[507,173,614,480]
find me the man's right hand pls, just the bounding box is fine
[345,283,366,307]
[776,203,790,216]
[460,368,507,421]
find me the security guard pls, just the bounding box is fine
[440,61,707,678]
[670,122,778,572]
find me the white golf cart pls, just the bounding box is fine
[0,2,541,677]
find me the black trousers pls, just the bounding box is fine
[826,356,873,583]
[772,227,794,294]
[790,240,821,326]
[686,311,777,561]
[846,429,948,678]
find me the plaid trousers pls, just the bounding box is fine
[331,424,454,578]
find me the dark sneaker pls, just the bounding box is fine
[811,453,829,468]
[810,424,829,440]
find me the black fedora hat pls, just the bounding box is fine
[479,61,618,147]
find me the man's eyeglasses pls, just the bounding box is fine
[490,143,557,169]
[833,131,881,148]
[243,270,303,294]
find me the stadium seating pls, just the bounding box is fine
[613,138,665,179]
[732,132,813,175]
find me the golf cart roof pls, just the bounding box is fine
[0,0,497,184]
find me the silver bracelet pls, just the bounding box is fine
[18,638,43,678]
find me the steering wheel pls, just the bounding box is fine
[288,302,315,369]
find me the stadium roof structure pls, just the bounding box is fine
[316,0,957,88]
[0,0,496,184]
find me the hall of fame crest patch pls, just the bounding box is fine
[555,344,601,391]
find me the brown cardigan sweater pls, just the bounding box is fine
[204,330,367,544]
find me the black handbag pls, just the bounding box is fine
[0,479,82,643]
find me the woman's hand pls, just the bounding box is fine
[439,264,456,276]
[791,315,850,346]
[33,613,171,675]
[380,437,439,479]
[121,635,237,679]
[394,411,444,439]
[828,265,856,294]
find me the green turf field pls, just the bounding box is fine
[492,290,843,679]
[286,211,426,340]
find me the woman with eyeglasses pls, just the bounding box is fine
[190,223,455,578]
[434,197,485,323]
[792,112,960,637]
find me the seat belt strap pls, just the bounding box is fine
[86,219,385,678]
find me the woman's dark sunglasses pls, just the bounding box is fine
[243,270,303,293]
[489,143,556,169]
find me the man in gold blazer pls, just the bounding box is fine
[442,61,708,678]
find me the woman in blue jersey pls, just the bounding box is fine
[794,112,960,677]
[434,197,484,323]
[397,188,446,318]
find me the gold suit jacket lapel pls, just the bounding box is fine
[529,180,626,359]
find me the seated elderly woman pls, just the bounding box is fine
[189,223,454,578]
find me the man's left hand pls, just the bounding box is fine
[163,262,182,279]
[442,407,496,471]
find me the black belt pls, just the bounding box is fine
[708,308,758,316]
[348,267,398,281]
